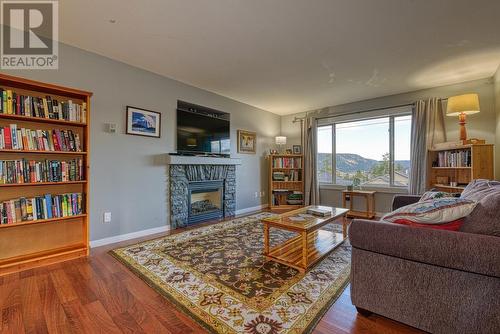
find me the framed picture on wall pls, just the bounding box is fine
[293,145,302,154]
[237,130,257,154]
[126,106,161,138]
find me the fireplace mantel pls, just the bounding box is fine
[165,154,242,165]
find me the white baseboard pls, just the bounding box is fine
[235,204,269,216]
[91,204,269,248]
[90,225,170,248]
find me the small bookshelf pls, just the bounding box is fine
[427,144,493,193]
[0,73,91,275]
[269,154,304,209]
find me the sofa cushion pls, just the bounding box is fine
[460,191,500,237]
[459,179,500,236]
[382,197,477,225]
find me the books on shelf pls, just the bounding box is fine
[0,192,84,224]
[0,124,82,152]
[272,157,301,168]
[0,158,83,184]
[0,89,86,123]
[272,170,301,181]
[436,150,471,167]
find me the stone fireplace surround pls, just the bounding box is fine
[167,156,241,229]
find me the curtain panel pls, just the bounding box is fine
[409,98,447,195]
[303,116,320,205]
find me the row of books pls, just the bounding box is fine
[0,158,84,184]
[435,150,472,167]
[272,170,301,181]
[272,157,302,168]
[0,89,86,123]
[0,193,84,224]
[0,124,82,152]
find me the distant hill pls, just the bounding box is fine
[318,153,410,173]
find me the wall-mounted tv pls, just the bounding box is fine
[176,101,230,156]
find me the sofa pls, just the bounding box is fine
[348,180,500,334]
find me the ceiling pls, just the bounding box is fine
[59,0,500,115]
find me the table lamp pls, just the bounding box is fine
[275,136,287,153]
[446,93,480,142]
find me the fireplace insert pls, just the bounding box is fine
[187,180,224,224]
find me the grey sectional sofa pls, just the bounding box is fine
[348,180,500,333]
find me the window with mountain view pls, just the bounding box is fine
[317,114,411,188]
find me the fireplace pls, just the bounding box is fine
[168,160,239,229]
[188,180,224,224]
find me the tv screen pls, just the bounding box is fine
[176,104,230,156]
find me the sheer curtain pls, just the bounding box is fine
[303,116,320,205]
[409,98,447,194]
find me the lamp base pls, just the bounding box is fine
[458,112,467,141]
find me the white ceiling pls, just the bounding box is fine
[59,0,500,115]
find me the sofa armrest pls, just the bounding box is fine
[349,219,500,278]
[392,195,421,210]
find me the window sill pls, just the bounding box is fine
[319,183,408,194]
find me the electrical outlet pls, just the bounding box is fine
[103,212,112,223]
[261,191,265,197]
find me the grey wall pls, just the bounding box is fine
[2,43,280,241]
[495,66,500,179]
[282,78,497,213]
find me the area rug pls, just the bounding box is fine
[111,212,351,334]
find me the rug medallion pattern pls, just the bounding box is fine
[111,213,351,334]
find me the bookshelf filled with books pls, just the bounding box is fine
[269,154,304,209]
[427,144,494,193]
[0,73,91,275]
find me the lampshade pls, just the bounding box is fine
[446,93,480,116]
[275,136,287,145]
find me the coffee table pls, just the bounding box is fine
[261,205,349,273]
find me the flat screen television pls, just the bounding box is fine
[176,101,230,156]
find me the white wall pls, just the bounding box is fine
[2,43,281,241]
[281,78,497,213]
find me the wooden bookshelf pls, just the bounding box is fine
[0,73,91,275]
[269,154,304,209]
[427,144,493,193]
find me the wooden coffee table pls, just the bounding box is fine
[261,206,349,273]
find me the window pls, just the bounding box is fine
[317,112,412,188]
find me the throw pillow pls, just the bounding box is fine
[461,179,500,201]
[382,197,477,225]
[392,218,464,231]
[419,191,455,202]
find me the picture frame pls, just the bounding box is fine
[237,130,256,154]
[293,145,302,154]
[126,106,161,138]
[285,149,293,155]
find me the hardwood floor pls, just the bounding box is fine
[0,215,424,334]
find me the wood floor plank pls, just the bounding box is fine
[83,300,123,334]
[36,274,73,334]
[112,310,145,334]
[49,269,79,304]
[19,275,49,334]
[1,305,26,334]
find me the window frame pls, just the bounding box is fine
[317,108,412,190]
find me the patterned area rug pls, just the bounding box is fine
[111,212,351,334]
